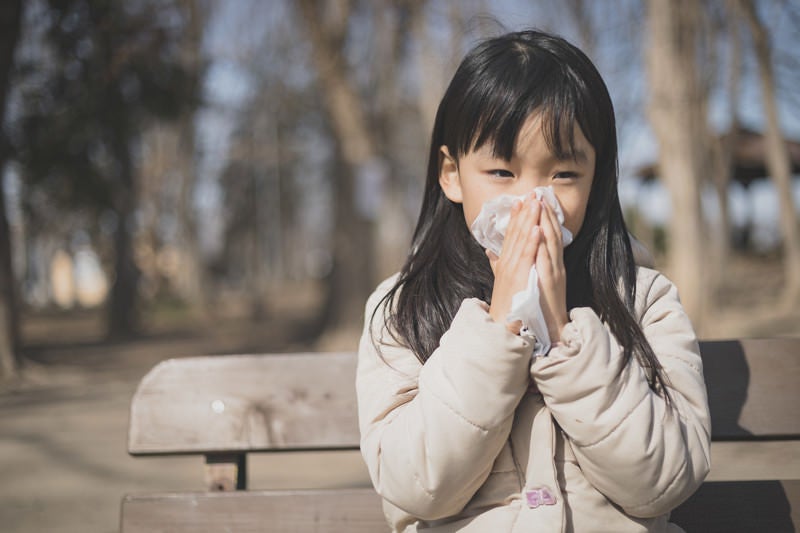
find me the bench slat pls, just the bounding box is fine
[128,353,361,455]
[120,488,388,533]
[671,479,800,533]
[701,339,800,439]
[707,440,800,481]
[128,339,800,455]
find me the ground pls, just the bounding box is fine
[0,255,798,533]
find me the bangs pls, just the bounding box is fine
[446,39,596,163]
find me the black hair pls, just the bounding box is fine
[374,30,669,396]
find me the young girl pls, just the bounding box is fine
[357,30,710,533]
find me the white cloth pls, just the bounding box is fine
[470,187,573,356]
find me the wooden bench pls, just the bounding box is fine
[120,352,387,532]
[120,339,800,532]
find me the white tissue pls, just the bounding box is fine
[470,186,573,356]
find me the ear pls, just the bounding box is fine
[438,145,463,204]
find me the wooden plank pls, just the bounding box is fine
[128,353,361,455]
[671,480,800,533]
[120,488,389,533]
[127,340,799,454]
[707,440,800,481]
[699,338,800,439]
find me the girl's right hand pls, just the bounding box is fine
[487,195,542,334]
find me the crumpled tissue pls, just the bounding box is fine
[470,186,573,356]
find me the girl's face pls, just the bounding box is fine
[438,113,596,238]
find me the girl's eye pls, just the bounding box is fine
[489,169,514,178]
[554,171,579,180]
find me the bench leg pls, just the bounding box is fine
[205,453,247,491]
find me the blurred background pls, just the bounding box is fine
[0,1,798,532]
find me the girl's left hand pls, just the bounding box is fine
[535,200,569,342]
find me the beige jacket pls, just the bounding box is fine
[356,267,711,532]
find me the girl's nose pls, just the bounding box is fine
[518,174,552,192]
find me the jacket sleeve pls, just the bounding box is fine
[531,270,711,518]
[356,278,532,520]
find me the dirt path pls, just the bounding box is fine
[0,313,369,533]
[0,372,194,533]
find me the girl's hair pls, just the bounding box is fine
[374,30,669,395]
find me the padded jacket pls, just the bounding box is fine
[356,267,711,532]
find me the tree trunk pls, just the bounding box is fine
[295,0,378,331]
[0,0,23,379]
[563,0,596,57]
[709,8,742,292]
[709,124,736,288]
[646,0,709,329]
[107,129,140,338]
[700,3,736,301]
[370,3,416,280]
[0,186,18,378]
[410,0,444,135]
[175,0,208,315]
[738,0,800,305]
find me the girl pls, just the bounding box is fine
[357,29,710,533]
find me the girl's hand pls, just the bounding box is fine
[486,197,569,340]
[536,200,569,341]
[487,196,542,334]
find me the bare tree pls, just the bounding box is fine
[645,0,711,328]
[709,2,743,287]
[737,0,800,305]
[136,0,207,314]
[174,0,209,314]
[562,0,596,55]
[409,1,440,135]
[410,1,466,134]
[294,0,380,330]
[294,0,425,331]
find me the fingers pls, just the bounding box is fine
[498,196,564,286]
[485,249,499,274]
[539,201,565,274]
[534,201,569,340]
[489,196,542,330]
[488,194,571,338]
[500,199,524,257]
[490,194,569,339]
[502,196,540,264]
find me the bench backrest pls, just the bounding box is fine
[129,352,361,455]
[123,338,800,532]
[129,339,800,454]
